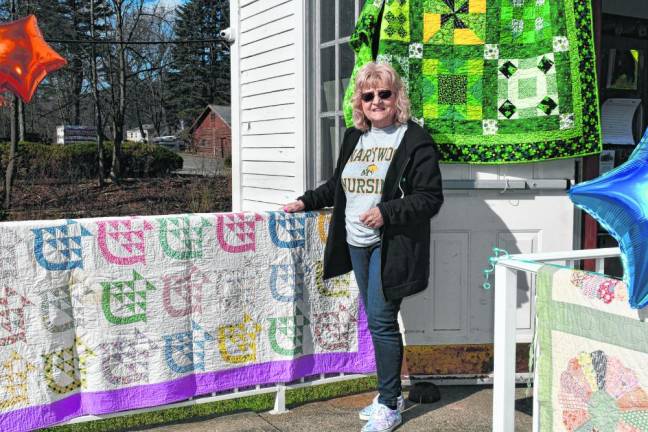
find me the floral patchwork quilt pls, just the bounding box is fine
[536,266,648,431]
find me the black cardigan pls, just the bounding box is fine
[299,120,444,300]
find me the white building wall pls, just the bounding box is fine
[231,0,306,212]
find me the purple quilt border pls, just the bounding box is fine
[0,302,374,432]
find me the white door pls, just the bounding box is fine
[400,160,576,346]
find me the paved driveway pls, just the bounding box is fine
[144,386,533,432]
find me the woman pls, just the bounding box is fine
[284,62,443,432]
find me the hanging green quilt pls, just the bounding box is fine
[343,0,602,164]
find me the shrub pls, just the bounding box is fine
[0,141,183,180]
[121,142,183,177]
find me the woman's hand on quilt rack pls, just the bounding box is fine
[283,200,305,213]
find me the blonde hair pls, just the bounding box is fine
[351,62,411,132]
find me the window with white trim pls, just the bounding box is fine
[314,0,367,185]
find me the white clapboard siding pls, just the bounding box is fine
[242,161,296,177]
[233,0,304,211]
[242,199,282,212]
[241,45,295,71]
[241,30,295,59]
[242,104,296,122]
[241,0,292,20]
[241,74,295,97]
[240,1,294,32]
[242,119,296,135]
[241,90,295,109]
[242,174,295,191]
[242,147,296,162]
[242,60,296,84]
[241,133,296,148]
[240,15,295,46]
[243,187,295,204]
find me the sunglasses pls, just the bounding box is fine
[360,90,393,103]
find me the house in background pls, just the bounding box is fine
[189,105,232,159]
[126,124,155,143]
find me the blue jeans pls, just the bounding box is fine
[348,243,403,408]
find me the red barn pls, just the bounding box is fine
[189,105,231,159]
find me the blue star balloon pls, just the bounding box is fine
[569,129,648,309]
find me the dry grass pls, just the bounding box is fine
[2,174,231,221]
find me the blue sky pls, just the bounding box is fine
[156,0,188,10]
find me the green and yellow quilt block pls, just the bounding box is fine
[423,0,487,45]
[344,0,601,164]
[422,56,484,121]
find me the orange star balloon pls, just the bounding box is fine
[0,15,67,103]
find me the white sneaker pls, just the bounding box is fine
[359,394,405,421]
[361,403,402,432]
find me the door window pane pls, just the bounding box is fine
[320,1,335,43]
[316,0,365,183]
[339,43,355,110]
[321,46,336,113]
[321,117,337,180]
[340,0,356,37]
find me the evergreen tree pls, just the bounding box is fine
[167,0,229,128]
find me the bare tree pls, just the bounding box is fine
[4,97,18,208]
[125,3,175,137]
[18,100,24,141]
[90,0,105,186]
[103,0,146,181]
